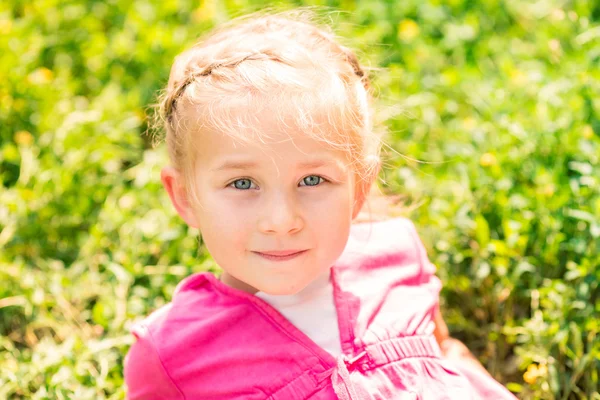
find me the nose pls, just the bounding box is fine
[258,190,304,235]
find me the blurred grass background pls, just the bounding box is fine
[1,0,599,399]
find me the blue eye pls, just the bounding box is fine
[300,175,323,187]
[231,179,255,190]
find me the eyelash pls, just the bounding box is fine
[227,175,328,190]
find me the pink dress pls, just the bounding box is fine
[124,217,517,399]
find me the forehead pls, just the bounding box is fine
[198,129,350,169]
[179,84,358,167]
[192,111,352,170]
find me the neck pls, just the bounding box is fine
[219,271,259,294]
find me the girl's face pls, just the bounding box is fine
[165,120,357,295]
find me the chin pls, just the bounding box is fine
[258,281,305,296]
[258,287,297,296]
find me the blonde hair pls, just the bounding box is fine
[154,9,401,220]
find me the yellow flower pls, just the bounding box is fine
[398,19,419,42]
[523,363,548,385]
[14,130,34,146]
[583,125,594,139]
[193,0,216,23]
[541,184,555,197]
[479,153,496,167]
[462,117,476,130]
[510,69,528,86]
[27,67,54,84]
[0,19,12,35]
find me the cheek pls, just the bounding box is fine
[301,187,353,250]
[194,195,255,249]
[302,185,354,217]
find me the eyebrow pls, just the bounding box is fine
[210,159,344,172]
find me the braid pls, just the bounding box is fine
[306,25,370,91]
[162,15,370,125]
[340,45,370,91]
[163,51,287,124]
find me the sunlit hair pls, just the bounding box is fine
[153,8,394,219]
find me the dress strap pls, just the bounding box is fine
[331,351,369,400]
[367,335,442,368]
[267,336,440,399]
[330,336,441,399]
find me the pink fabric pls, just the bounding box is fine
[124,217,517,399]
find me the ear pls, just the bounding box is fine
[160,166,200,229]
[351,160,381,220]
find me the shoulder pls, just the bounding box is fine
[124,272,250,399]
[127,272,215,341]
[344,217,427,263]
[124,302,184,399]
[349,217,421,245]
[126,271,248,350]
[337,217,436,280]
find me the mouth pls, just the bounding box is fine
[252,250,308,261]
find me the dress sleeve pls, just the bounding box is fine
[124,323,184,400]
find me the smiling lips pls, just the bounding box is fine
[253,250,308,261]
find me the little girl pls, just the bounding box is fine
[124,10,517,400]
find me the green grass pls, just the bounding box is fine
[1,0,599,399]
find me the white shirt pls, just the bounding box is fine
[255,268,342,357]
